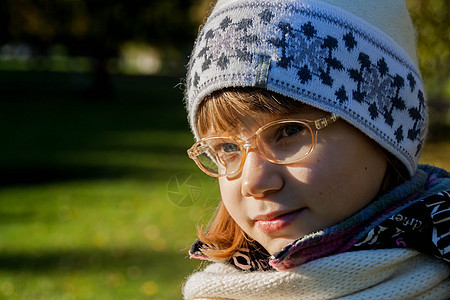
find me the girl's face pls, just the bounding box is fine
[216,107,387,255]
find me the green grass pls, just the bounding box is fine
[0,179,219,299]
[0,70,448,299]
[0,71,221,299]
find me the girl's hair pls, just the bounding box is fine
[196,87,409,261]
[197,87,308,135]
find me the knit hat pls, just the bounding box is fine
[185,0,427,176]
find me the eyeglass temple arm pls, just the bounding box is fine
[314,113,338,130]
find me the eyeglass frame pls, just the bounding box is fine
[187,113,339,177]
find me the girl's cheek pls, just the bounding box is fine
[219,178,241,205]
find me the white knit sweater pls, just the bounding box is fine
[183,249,450,299]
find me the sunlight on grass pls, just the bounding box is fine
[0,177,219,249]
[0,177,219,299]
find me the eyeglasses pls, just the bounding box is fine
[187,113,338,177]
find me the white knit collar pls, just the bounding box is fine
[183,249,450,299]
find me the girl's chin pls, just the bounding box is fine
[260,237,298,255]
[256,228,318,255]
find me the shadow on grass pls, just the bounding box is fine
[0,166,129,187]
[0,71,198,187]
[0,211,35,223]
[0,248,191,272]
[0,164,194,187]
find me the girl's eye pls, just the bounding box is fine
[280,124,304,137]
[220,143,240,153]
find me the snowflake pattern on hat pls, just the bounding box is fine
[186,0,427,175]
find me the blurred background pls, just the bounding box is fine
[0,0,448,299]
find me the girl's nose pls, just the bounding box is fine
[241,149,283,198]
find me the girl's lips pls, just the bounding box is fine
[254,209,304,234]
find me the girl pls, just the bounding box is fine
[183,0,450,298]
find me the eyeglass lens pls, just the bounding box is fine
[194,121,314,176]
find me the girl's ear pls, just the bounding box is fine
[379,153,409,196]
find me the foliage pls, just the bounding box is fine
[2,0,447,104]
[4,0,208,57]
[407,0,450,102]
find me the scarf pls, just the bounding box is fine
[183,249,450,299]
